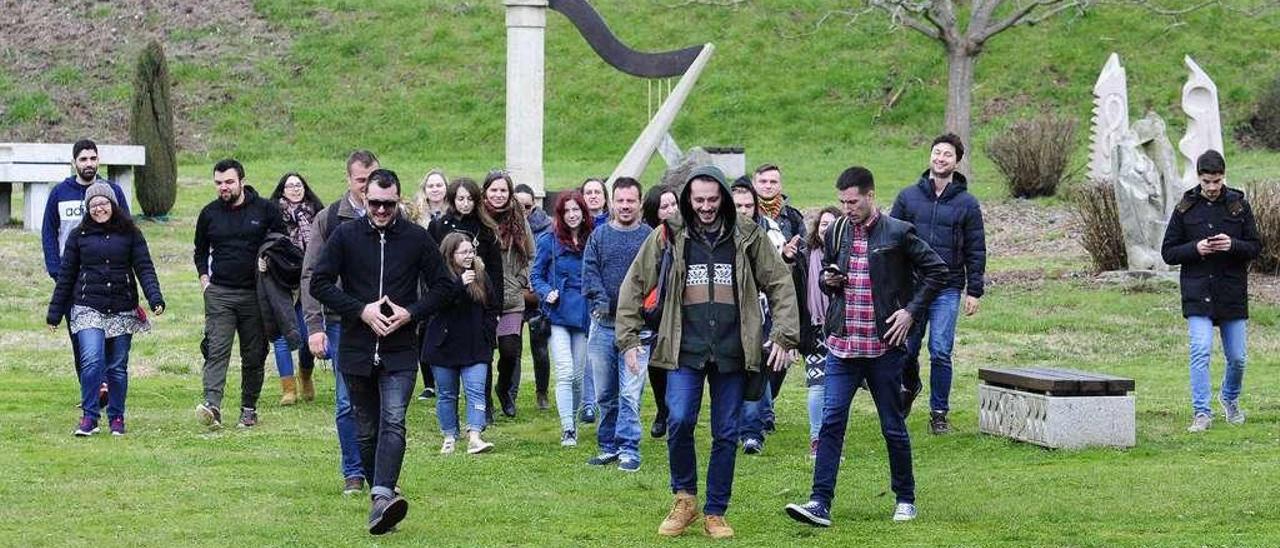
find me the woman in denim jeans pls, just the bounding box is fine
[267,172,324,405]
[531,191,595,446]
[802,207,840,457]
[47,183,165,437]
[423,232,499,454]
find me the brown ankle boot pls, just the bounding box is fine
[703,514,734,539]
[298,369,315,402]
[658,493,699,537]
[279,377,297,406]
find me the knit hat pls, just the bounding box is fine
[83,182,118,208]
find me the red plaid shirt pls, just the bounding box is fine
[826,210,888,359]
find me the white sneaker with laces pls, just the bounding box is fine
[440,437,456,454]
[892,503,917,522]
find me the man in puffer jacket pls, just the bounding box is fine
[889,133,986,434]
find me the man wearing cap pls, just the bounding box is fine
[42,139,131,383]
[615,165,798,539]
[1162,150,1261,433]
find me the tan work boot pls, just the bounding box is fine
[657,493,699,537]
[299,368,315,401]
[703,514,734,539]
[279,376,298,406]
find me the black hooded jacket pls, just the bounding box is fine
[194,186,285,289]
[1161,186,1261,320]
[890,171,986,297]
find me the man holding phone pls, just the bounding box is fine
[785,166,947,527]
[1161,150,1261,433]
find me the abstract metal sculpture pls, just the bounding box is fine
[505,0,714,195]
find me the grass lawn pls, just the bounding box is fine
[3,167,1279,546]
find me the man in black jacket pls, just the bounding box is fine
[1161,150,1261,433]
[785,166,947,528]
[889,133,987,434]
[193,159,284,429]
[311,169,457,535]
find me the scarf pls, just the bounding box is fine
[484,200,531,261]
[758,193,784,221]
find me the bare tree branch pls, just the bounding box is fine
[868,0,945,41]
[779,7,876,39]
[973,0,1088,44]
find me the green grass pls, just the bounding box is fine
[2,168,1280,546]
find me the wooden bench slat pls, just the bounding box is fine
[979,367,1134,396]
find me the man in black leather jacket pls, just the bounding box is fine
[786,166,947,528]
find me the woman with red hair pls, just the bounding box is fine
[531,190,594,446]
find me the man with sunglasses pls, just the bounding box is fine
[311,169,457,535]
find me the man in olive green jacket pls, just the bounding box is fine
[616,165,799,540]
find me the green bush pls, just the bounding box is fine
[129,39,177,219]
[1246,179,1280,274]
[986,116,1077,198]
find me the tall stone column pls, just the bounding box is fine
[506,0,547,197]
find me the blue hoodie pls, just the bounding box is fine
[41,176,131,279]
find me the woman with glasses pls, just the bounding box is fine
[423,232,498,454]
[531,191,594,446]
[47,183,165,436]
[266,172,325,405]
[482,171,535,418]
[429,177,505,423]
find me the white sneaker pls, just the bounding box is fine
[892,503,917,522]
[1219,397,1245,425]
[468,437,494,454]
[440,437,456,454]
[1187,413,1212,433]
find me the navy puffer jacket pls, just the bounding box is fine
[47,222,164,324]
[890,171,987,297]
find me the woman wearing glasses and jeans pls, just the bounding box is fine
[266,171,325,405]
[47,183,165,436]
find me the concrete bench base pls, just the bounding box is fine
[978,384,1135,449]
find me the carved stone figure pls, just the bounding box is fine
[1113,111,1180,271]
[1178,56,1224,193]
[1089,53,1130,184]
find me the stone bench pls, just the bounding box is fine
[0,143,144,232]
[978,367,1136,449]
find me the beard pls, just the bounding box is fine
[219,189,242,203]
[78,166,98,181]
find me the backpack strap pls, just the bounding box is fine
[320,199,344,242]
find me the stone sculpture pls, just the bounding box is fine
[1089,53,1130,184]
[1113,112,1179,271]
[1178,56,1224,193]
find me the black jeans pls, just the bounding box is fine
[528,316,551,395]
[496,333,523,406]
[346,366,415,499]
[648,365,668,421]
[812,349,914,505]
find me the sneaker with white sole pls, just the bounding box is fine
[440,437,456,454]
[74,417,99,437]
[467,437,494,454]
[618,458,641,472]
[560,430,578,447]
[892,502,917,521]
[1187,413,1212,433]
[195,402,222,429]
[1219,397,1245,425]
[785,500,832,527]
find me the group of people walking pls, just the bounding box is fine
[40,134,1261,538]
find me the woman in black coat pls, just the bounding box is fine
[47,183,164,437]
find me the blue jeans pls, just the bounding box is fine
[1188,316,1247,416]
[807,384,825,441]
[903,288,961,413]
[433,363,488,436]
[75,329,131,421]
[739,377,773,443]
[271,301,312,378]
[550,325,588,432]
[325,323,363,481]
[345,366,416,499]
[812,349,915,506]
[667,365,745,516]
[589,319,648,461]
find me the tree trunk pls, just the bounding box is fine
[944,46,977,174]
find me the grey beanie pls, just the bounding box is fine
[83,182,118,208]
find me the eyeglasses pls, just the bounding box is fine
[284,182,304,189]
[88,202,112,212]
[367,199,399,212]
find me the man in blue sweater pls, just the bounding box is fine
[42,139,131,381]
[582,177,652,472]
[889,133,987,435]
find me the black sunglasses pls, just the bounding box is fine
[367,199,399,212]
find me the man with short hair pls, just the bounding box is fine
[582,177,652,472]
[785,166,947,527]
[311,168,456,535]
[43,139,132,389]
[1161,150,1261,433]
[301,149,380,495]
[890,133,987,434]
[194,159,285,429]
[514,183,553,411]
[617,166,798,539]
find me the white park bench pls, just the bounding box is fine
[0,142,145,232]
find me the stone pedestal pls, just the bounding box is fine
[978,384,1135,449]
[505,0,548,197]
